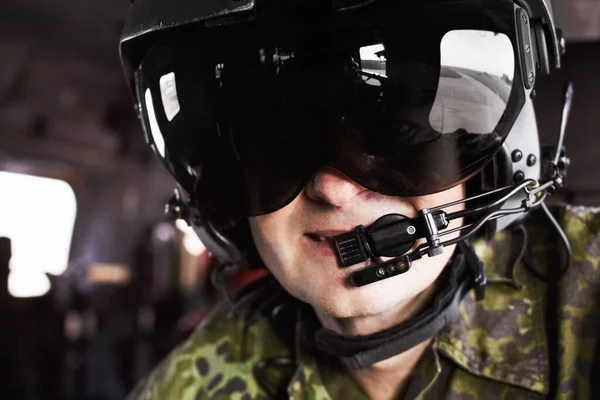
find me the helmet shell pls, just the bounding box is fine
[119,0,558,267]
[120,0,255,91]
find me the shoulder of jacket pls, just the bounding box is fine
[128,278,293,400]
[559,204,600,247]
[532,204,600,280]
[438,204,600,395]
[550,204,600,395]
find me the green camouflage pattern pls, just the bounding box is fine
[128,204,600,399]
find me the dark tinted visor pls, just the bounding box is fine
[135,0,527,216]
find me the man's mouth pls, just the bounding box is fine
[304,233,330,242]
[304,230,355,261]
[304,230,349,241]
[303,232,344,258]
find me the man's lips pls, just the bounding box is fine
[304,229,350,241]
[303,231,343,257]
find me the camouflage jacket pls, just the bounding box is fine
[128,205,600,399]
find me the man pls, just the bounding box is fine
[120,0,600,398]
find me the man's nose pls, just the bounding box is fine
[305,167,366,208]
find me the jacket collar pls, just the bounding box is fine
[437,226,550,395]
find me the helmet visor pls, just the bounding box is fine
[135,0,527,216]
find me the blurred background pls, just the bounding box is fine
[0,1,598,399]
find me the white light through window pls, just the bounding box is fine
[0,172,77,297]
[175,219,206,256]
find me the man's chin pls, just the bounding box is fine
[308,286,411,321]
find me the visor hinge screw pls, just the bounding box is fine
[513,170,525,183]
[511,150,523,163]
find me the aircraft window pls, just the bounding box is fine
[175,219,205,256]
[0,172,77,297]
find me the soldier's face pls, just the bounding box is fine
[249,167,465,318]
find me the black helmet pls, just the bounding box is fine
[120,0,572,368]
[120,0,565,268]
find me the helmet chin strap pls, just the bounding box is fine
[321,156,569,369]
[318,169,567,369]
[318,179,549,369]
[317,83,574,368]
[315,240,482,369]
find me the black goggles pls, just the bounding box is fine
[135,0,531,217]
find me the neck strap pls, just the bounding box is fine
[314,241,485,369]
